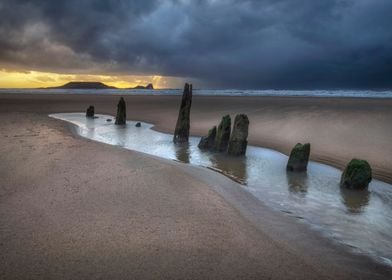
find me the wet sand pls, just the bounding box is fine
[1,98,392,279]
[1,93,391,183]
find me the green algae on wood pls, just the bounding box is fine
[286,143,311,172]
[340,159,372,189]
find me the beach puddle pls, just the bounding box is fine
[50,113,392,266]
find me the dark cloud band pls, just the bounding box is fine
[0,0,391,89]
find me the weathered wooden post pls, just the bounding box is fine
[173,83,192,143]
[198,126,217,150]
[228,114,249,156]
[340,159,372,189]
[214,115,231,152]
[115,97,126,125]
[86,105,95,118]
[286,143,311,172]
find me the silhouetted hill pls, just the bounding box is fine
[47,82,117,89]
[128,83,154,90]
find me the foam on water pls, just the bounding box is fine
[51,113,392,266]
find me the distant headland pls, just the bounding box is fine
[128,83,154,90]
[46,82,116,89]
[45,81,154,90]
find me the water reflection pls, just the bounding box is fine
[340,187,370,214]
[209,153,248,184]
[49,113,392,266]
[174,142,191,163]
[113,125,128,146]
[286,171,308,197]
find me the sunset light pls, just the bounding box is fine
[1,0,391,279]
[0,69,182,89]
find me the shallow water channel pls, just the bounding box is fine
[50,113,392,266]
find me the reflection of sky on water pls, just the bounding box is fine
[51,113,392,267]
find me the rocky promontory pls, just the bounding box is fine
[46,82,117,89]
[129,83,154,90]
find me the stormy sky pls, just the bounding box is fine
[0,0,391,89]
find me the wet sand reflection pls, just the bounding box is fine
[286,171,308,197]
[340,187,370,213]
[174,142,191,163]
[50,113,392,266]
[209,153,248,185]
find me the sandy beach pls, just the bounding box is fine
[1,93,391,182]
[2,0,392,278]
[1,94,392,279]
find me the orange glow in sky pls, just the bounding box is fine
[0,69,181,89]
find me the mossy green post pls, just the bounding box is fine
[198,126,217,150]
[214,115,231,152]
[340,159,372,189]
[173,83,193,143]
[115,97,126,125]
[86,105,94,118]
[286,143,311,172]
[228,114,249,156]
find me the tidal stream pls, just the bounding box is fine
[50,113,392,266]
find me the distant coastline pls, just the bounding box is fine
[44,81,154,90]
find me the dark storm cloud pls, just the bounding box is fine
[0,0,391,89]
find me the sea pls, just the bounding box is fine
[1,88,392,98]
